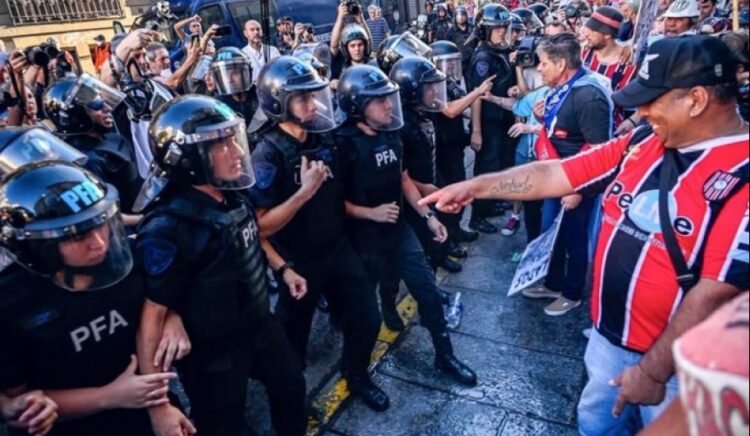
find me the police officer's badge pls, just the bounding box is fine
[475,61,490,78]
[253,162,278,190]
[140,239,177,276]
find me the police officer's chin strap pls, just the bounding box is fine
[62,257,112,290]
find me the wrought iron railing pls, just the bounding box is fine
[5,0,125,25]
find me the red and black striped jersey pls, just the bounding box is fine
[561,126,749,352]
[581,47,639,126]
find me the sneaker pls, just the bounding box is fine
[501,215,521,236]
[544,296,582,316]
[521,285,561,299]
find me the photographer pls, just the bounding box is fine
[292,22,317,51]
[330,0,374,82]
[3,51,40,127]
[271,17,294,55]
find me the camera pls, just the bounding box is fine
[343,0,361,15]
[24,43,59,68]
[514,36,542,68]
[304,23,314,35]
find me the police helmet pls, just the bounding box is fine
[740,8,749,27]
[43,73,126,136]
[0,162,132,290]
[211,47,253,96]
[389,57,447,112]
[377,31,433,74]
[0,126,87,181]
[257,56,337,132]
[338,65,403,131]
[512,8,544,33]
[528,3,550,22]
[510,13,527,33]
[455,5,469,19]
[292,42,331,79]
[430,40,463,82]
[340,24,372,63]
[476,4,512,42]
[148,94,255,189]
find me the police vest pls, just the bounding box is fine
[402,108,437,185]
[144,191,269,356]
[471,45,515,123]
[262,129,346,261]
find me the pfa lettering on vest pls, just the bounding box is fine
[69,310,129,352]
[375,149,398,168]
[241,218,259,249]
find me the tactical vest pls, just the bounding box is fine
[472,45,515,123]
[262,129,346,261]
[402,108,437,185]
[434,79,469,148]
[145,191,269,356]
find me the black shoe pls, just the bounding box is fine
[447,242,468,259]
[381,300,405,332]
[469,218,498,234]
[438,257,463,273]
[348,376,390,411]
[435,354,478,387]
[486,203,506,217]
[455,228,479,243]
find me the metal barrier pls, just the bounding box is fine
[5,0,125,25]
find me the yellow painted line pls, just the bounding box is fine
[305,295,418,436]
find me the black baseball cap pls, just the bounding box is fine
[613,35,739,109]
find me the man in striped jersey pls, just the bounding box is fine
[420,35,749,434]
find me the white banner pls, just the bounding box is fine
[632,0,661,62]
[508,208,565,296]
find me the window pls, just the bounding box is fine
[227,1,278,33]
[197,5,224,29]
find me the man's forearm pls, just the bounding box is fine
[330,16,344,55]
[260,238,286,270]
[470,99,482,135]
[470,160,575,201]
[442,88,481,119]
[403,172,430,216]
[345,200,374,221]
[166,55,197,89]
[137,299,168,376]
[639,279,741,383]
[256,191,312,237]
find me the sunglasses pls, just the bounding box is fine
[86,99,106,111]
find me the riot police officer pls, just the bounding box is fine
[467,3,518,233]
[250,56,387,411]
[135,95,306,436]
[431,4,453,42]
[377,31,433,75]
[0,162,189,436]
[447,5,476,77]
[330,23,376,80]
[43,75,143,219]
[211,47,260,129]
[336,64,477,387]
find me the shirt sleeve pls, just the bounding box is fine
[512,87,547,118]
[0,319,28,390]
[560,132,631,196]
[249,142,285,209]
[700,185,749,289]
[135,216,189,310]
[574,86,613,145]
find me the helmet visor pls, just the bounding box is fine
[193,119,256,190]
[363,91,404,131]
[420,80,448,112]
[67,73,126,110]
[286,86,338,132]
[212,60,253,95]
[434,57,463,82]
[0,128,87,179]
[51,213,133,291]
[393,32,433,59]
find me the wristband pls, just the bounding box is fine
[424,211,436,221]
[277,262,293,276]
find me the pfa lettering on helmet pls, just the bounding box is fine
[59,180,105,213]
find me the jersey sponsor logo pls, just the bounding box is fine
[253,162,278,190]
[475,60,490,77]
[703,170,742,201]
[70,310,129,352]
[59,180,105,213]
[606,184,695,236]
[553,128,568,139]
[140,238,177,276]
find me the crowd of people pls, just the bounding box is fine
[0,0,747,434]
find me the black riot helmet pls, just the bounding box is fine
[528,3,550,23]
[292,42,332,80]
[148,95,256,189]
[430,40,463,82]
[211,47,253,96]
[389,57,447,112]
[0,162,133,290]
[340,24,372,64]
[338,65,403,131]
[512,8,544,34]
[0,126,87,180]
[476,4,512,43]
[257,56,337,132]
[43,74,126,136]
[377,31,433,74]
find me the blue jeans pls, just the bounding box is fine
[578,329,679,436]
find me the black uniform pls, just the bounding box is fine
[0,267,153,436]
[217,92,260,129]
[67,132,143,214]
[467,44,518,218]
[431,17,453,42]
[446,24,476,76]
[250,127,381,381]
[136,187,306,436]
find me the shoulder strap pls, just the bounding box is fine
[263,130,298,165]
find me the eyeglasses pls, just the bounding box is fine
[86,99,106,111]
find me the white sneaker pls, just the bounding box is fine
[544,296,582,316]
[522,285,562,299]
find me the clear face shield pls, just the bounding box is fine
[0,128,87,179]
[487,24,513,48]
[434,55,464,82]
[286,86,338,132]
[392,32,434,59]
[419,79,448,112]
[211,59,253,95]
[363,91,404,131]
[66,73,126,110]
[191,119,256,190]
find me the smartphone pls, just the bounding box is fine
[191,33,200,45]
[213,25,232,37]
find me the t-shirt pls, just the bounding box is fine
[366,17,391,52]
[561,126,749,352]
[241,44,281,83]
[581,47,639,126]
[548,84,613,158]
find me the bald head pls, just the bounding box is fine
[244,20,263,46]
